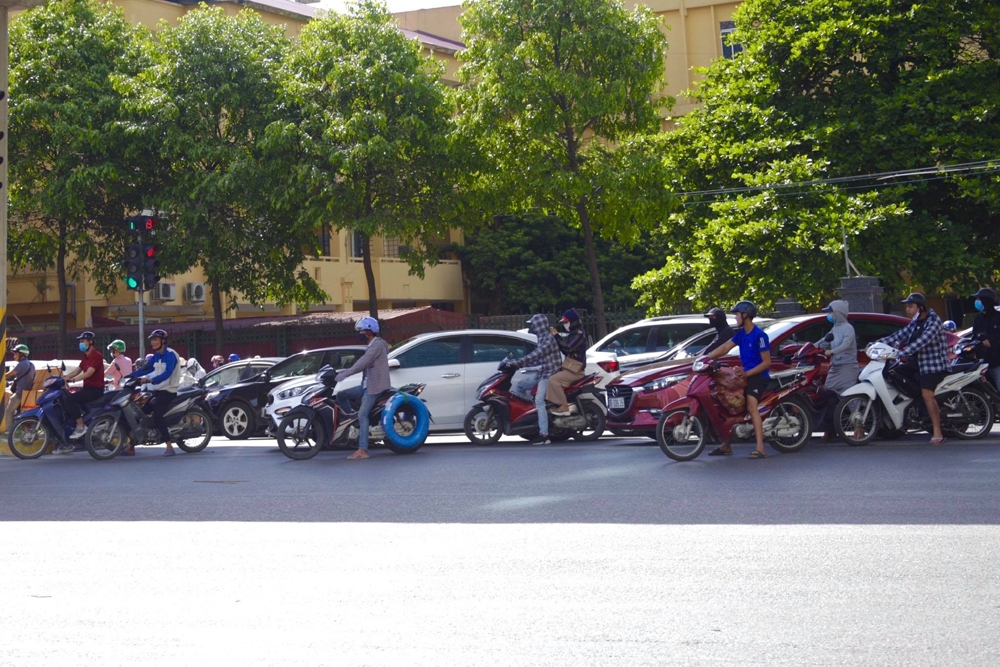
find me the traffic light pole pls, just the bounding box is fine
[137,228,145,355]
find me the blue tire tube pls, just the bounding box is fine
[382,392,430,450]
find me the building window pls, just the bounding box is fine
[720,21,743,59]
[350,230,365,258]
[383,237,411,259]
[319,224,331,257]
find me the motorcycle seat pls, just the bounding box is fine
[948,361,980,374]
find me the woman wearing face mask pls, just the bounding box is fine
[63,331,108,443]
[971,288,1000,391]
[546,309,587,416]
[816,300,859,439]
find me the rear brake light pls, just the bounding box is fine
[597,360,620,373]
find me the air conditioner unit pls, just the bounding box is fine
[186,282,207,303]
[152,282,176,302]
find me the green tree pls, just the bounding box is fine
[457,0,675,337]
[268,0,460,318]
[121,5,324,353]
[635,0,1000,314]
[9,0,149,356]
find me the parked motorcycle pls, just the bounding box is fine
[655,346,823,461]
[834,342,994,445]
[276,366,431,460]
[463,359,606,445]
[7,377,109,460]
[83,377,213,460]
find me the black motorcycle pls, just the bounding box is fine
[83,377,213,460]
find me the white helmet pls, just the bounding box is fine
[355,316,380,334]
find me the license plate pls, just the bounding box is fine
[609,397,625,409]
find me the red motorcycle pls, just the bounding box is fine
[463,360,607,444]
[655,343,828,461]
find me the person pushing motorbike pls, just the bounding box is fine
[703,300,771,459]
[126,329,184,456]
[335,317,390,460]
[877,293,949,445]
[971,287,1000,391]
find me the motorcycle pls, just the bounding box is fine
[655,345,823,461]
[951,334,1000,419]
[463,358,607,445]
[7,377,110,460]
[276,365,431,460]
[83,377,214,460]
[834,342,994,445]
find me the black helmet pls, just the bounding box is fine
[76,331,96,341]
[147,328,168,340]
[972,288,997,303]
[901,293,927,308]
[730,300,758,320]
[705,307,726,322]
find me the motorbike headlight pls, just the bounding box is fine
[642,374,689,392]
[299,384,326,405]
[277,385,308,401]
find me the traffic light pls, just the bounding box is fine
[127,215,157,232]
[125,244,142,291]
[142,244,161,290]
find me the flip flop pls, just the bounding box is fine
[708,447,732,456]
[749,450,767,459]
[347,450,370,460]
[162,449,175,457]
[930,437,946,446]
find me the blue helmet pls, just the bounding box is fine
[942,320,957,333]
[355,316,380,334]
[228,353,241,362]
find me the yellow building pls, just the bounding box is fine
[7,0,469,331]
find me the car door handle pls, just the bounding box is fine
[441,373,461,378]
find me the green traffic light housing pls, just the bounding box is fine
[124,243,143,291]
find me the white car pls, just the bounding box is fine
[267,329,612,434]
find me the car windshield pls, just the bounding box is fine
[722,319,812,356]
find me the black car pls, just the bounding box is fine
[204,346,367,439]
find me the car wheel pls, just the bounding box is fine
[221,401,256,440]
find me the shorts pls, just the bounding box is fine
[918,371,947,391]
[745,375,768,401]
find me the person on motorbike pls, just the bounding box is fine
[106,340,133,390]
[703,307,735,355]
[64,331,107,444]
[703,301,771,459]
[211,355,225,370]
[817,300,859,439]
[971,287,1000,391]
[335,317,390,460]
[877,293,949,445]
[228,353,241,363]
[508,314,565,445]
[126,329,185,457]
[4,344,35,437]
[547,309,587,416]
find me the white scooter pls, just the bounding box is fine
[834,342,994,445]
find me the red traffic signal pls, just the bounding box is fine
[144,244,160,258]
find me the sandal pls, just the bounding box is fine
[162,449,174,457]
[708,447,732,456]
[347,450,370,460]
[749,450,767,459]
[930,437,946,446]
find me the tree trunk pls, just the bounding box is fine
[576,199,608,339]
[361,232,378,318]
[211,276,225,355]
[56,222,68,359]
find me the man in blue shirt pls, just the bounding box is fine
[704,300,771,459]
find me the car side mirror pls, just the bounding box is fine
[388,358,401,370]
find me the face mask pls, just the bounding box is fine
[563,322,571,332]
[975,299,985,312]
[827,314,835,323]
[79,342,88,352]
[357,333,368,343]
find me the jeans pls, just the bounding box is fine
[535,377,550,436]
[336,385,364,414]
[989,366,1000,393]
[357,391,378,452]
[152,390,176,444]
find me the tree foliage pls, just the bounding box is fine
[268,0,460,318]
[457,0,676,336]
[121,5,324,351]
[635,0,1000,314]
[9,0,149,355]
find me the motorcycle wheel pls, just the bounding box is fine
[656,410,706,461]
[8,417,50,460]
[277,414,326,460]
[951,387,994,440]
[175,408,213,453]
[573,402,606,442]
[834,395,880,446]
[464,407,503,445]
[768,399,812,453]
[84,412,127,460]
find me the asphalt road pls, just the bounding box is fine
[3,433,1000,666]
